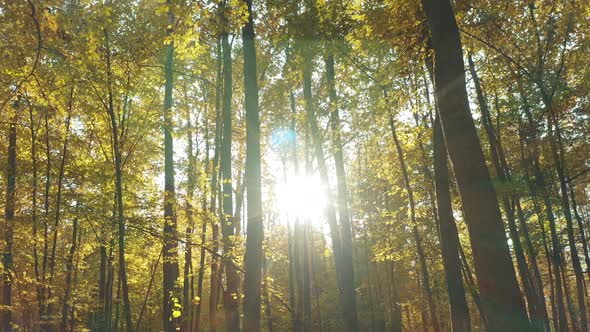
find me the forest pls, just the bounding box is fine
[0,0,589,331]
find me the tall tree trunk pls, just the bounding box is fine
[194,106,210,332]
[547,113,588,331]
[421,0,530,329]
[1,103,17,332]
[433,112,471,332]
[325,53,359,331]
[303,42,357,332]
[136,250,161,331]
[60,215,78,332]
[162,2,180,330]
[39,108,51,329]
[302,221,312,332]
[183,113,196,332]
[425,45,471,331]
[388,261,402,332]
[69,228,82,332]
[263,251,273,332]
[219,5,240,328]
[385,89,439,332]
[520,94,568,331]
[467,54,547,330]
[242,0,264,330]
[570,186,590,283]
[104,29,132,332]
[47,106,72,331]
[28,103,43,330]
[208,36,223,332]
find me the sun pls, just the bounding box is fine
[275,173,326,224]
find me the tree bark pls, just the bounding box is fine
[420,0,530,329]
[219,5,240,328]
[325,53,358,332]
[47,106,72,331]
[521,94,568,331]
[162,2,180,330]
[104,29,132,332]
[547,113,588,331]
[242,0,264,330]
[183,113,196,332]
[1,103,17,332]
[467,54,547,330]
[386,96,439,332]
[208,35,223,332]
[60,215,78,332]
[433,113,471,332]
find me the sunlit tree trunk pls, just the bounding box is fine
[183,113,196,332]
[40,107,51,329]
[194,103,210,332]
[162,1,180,329]
[547,112,588,331]
[570,186,590,283]
[1,102,17,332]
[421,0,530,329]
[520,94,568,331]
[60,215,78,332]
[387,261,402,332]
[385,89,439,332]
[208,36,223,332]
[47,107,72,331]
[104,29,133,332]
[242,0,264,330]
[424,47,471,331]
[325,53,358,332]
[28,103,43,331]
[467,54,547,330]
[219,3,240,328]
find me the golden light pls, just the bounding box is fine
[275,173,326,224]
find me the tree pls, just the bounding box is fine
[420,0,530,329]
[162,0,180,330]
[242,0,265,330]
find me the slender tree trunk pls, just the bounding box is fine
[104,29,133,332]
[41,108,51,327]
[570,186,590,283]
[303,42,357,332]
[183,113,196,332]
[1,105,17,332]
[325,53,359,332]
[28,103,43,331]
[47,107,72,331]
[219,6,240,328]
[421,0,530,329]
[263,252,273,332]
[433,112,471,332]
[105,243,115,332]
[242,0,264,330]
[309,226,323,332]
[302,221,312,332]
[113,272,121,332]
[60,215,78,332]
[388,261,402,332]
[521,95,568,331]
[69,229,82,332]
[547,113,588,331]
[208,36,223,332]
[162,2,180,330]
[287,89,305,332]
[194,108,210,332]
[386,91,439,332]
[467,54,547,330]
[136,249,161,332]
